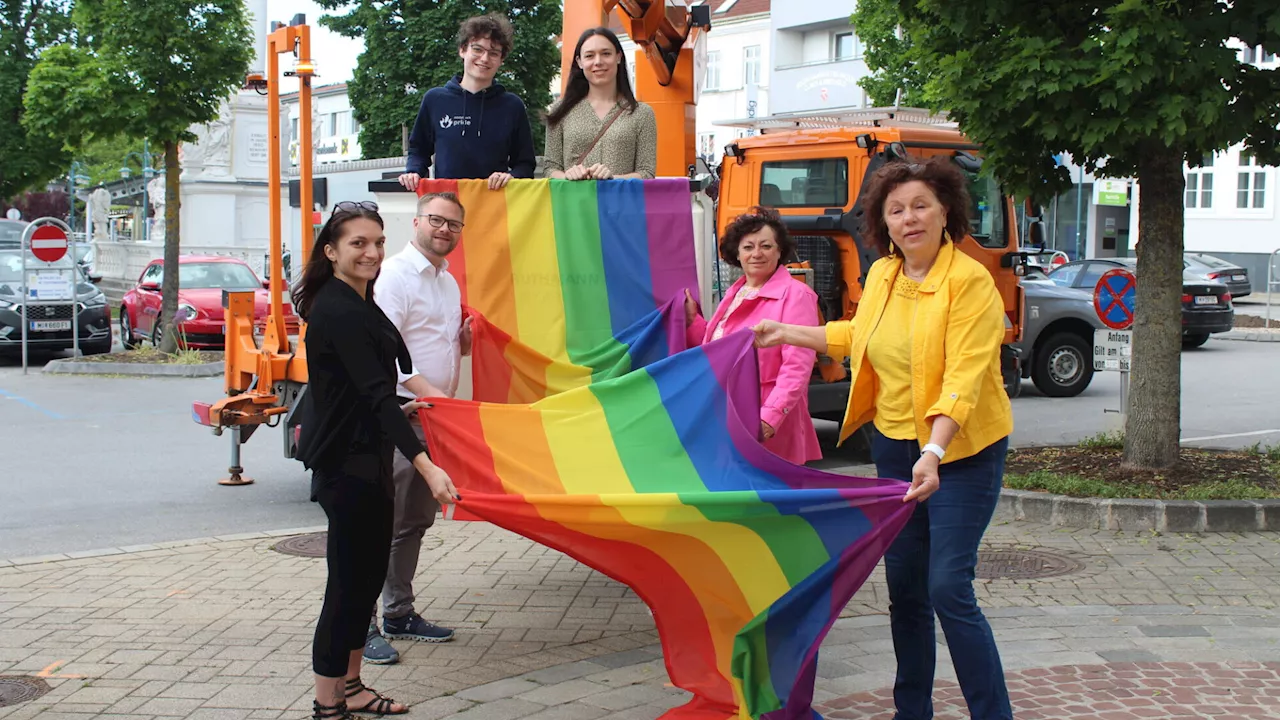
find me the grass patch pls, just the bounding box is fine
[70,347,223,365]
[1005,440,1280,501]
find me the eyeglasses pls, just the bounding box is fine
[333,200,378,213]
[468,44,502,61]
[418,213,465,233]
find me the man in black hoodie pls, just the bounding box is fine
[398,14,537,191]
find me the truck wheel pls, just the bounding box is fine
[1032,332,1093,397]
[1182,333,1210,349]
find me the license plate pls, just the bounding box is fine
[1194,295,1218,305]
[1232,274,1246,282]
[30,320,71,331]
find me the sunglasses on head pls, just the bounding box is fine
[332,200,379,213]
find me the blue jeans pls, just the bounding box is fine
[873,430,1012,720]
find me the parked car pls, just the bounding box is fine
[0,219,27,250]
[1011,269,1104,397]
[1046,257,1233,348]
[1019,246,1070,272]
[1184,253,1251,299]
[0,249,112,356]
[120,255,300,350]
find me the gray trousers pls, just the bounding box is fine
[380,416,439,620]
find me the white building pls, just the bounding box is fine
[614,0,772,167]
[768,0,870,115]
[281,82,364,166]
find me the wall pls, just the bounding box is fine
[772,0,852,31]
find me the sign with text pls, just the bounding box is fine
[1093,178,1130,206]
[1093,329,1132,372]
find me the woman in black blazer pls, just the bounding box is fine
[293,201,458,720]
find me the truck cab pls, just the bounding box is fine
[714,109,1026,420]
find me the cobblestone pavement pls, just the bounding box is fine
[0,516,1277,720]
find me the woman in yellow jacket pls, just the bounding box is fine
[754,157,1014,720]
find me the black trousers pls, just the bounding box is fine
[312,468,394,678]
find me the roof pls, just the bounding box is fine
[280,82,349,102]
[610,0,769,36]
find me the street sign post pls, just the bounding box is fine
[19,218,77,375]
[1092,268,1137,421]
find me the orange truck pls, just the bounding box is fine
[712,108,1028,423]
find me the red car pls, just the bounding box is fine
[120,255,300,349]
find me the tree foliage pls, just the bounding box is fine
[0,1,74,198]
[317,0,562,160]
[891,0,1280,469]
[849,0,926,107]
[24,0,252,352]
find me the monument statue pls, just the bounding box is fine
[181,105,233,178]
[89,187,112,241]
[148,175,166,243]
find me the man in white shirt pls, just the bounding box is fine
[365,192,472,662]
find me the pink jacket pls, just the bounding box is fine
[687,266,822,465]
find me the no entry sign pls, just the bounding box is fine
[29,224,69,263]
[1093,268,1136,330]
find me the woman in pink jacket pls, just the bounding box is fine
[685,206,822,465]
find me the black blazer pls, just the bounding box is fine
[297,276,425,483]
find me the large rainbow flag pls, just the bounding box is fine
[421,329,912,719]
[418,177,698,403]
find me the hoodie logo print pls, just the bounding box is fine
[439,115,471,129]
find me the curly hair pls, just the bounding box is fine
[718,206,794,269]
[860,156,972,257]
[457,14,514,58]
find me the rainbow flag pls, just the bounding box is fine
[421,330,912,719]
[417,177,698,403]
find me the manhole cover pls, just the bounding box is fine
[272,532,328,558]
[271,532,443,558]
[976,548,1084,580]
[0,676,51,707]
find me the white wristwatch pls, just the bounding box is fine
[921,443,946,461]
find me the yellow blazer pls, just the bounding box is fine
[824,242,1013,462]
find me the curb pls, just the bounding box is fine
[0,525,328,568]
[42,358,224,377]
[1217,329,1280,342]
[997,489,1280,533]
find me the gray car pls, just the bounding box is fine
[1012,269,1104,397]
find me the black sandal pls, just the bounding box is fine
[344,677,409,716]
[313,699,354,720]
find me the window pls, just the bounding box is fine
[1076,262,1113,291]
[1047,264,1080,288]
[1242,45,1256,64]
[760,159,849,208]
[698,133,717,160]
[834,32,858,60]
[964,171,1008,249]
[743,45,761,86]
[1186,155,1214,209]
[705,51,721,91]
[327,113,337,138]
[351,114,361,134]
[1237,153,1267,209]
[290,117,299,141]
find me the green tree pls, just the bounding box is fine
[317,0,561,160]
[894,1,1280,469]
[24,0,251,353]
[75,134,159,187]
[0,1,73,198]
[850,0,926,107]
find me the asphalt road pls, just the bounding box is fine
[2,336,1277,558]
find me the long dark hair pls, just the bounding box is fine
[546,26,637,127]
[292,205,384,320]
[861,156,972,257]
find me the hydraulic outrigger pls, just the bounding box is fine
[190,15,315,485]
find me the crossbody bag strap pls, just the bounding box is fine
[573,105,624,167]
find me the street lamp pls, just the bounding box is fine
[120,139,158,243]
[67,160,91,237]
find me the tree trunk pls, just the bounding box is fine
[158,139,182,354]
[1122,145,1184,469]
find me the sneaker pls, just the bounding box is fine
[362,622,400,665]
[382,613,455,643]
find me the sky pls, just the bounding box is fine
[265,0,363,84]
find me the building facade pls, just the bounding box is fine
[769,0,869,115]
[281,82,364,166]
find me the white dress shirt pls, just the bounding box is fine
[373,245,462,400]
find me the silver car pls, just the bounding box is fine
[1011,269,1104,397]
